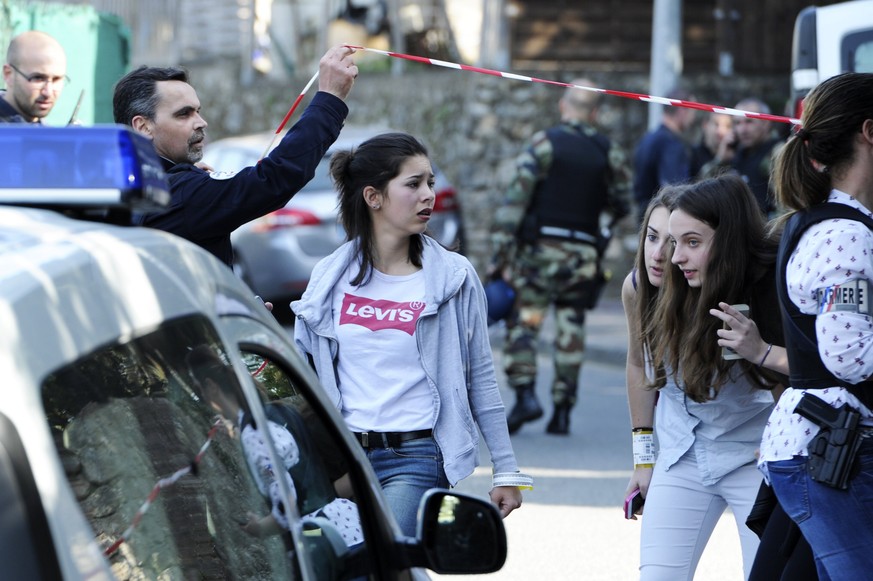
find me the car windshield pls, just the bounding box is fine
[41,315,301,579]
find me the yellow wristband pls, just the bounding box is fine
[632,429,655,468]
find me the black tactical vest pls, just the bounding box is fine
[528,124,611,237]
[777,203,873,409]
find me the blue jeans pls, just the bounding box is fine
[365,437,449,538]
[767,437,873,580]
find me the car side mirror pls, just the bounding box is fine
[417,489,507,574]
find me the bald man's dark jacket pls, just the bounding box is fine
[0,94,31,123]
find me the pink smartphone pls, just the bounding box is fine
[624,489,645,519]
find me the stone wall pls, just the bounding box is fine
[194,65,791,293]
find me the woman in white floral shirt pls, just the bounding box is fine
[760,72,873,578]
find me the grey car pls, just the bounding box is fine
[202,126,464,315]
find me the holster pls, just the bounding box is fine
[794,392,863,489]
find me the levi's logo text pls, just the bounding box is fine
[339,293,425,335]
[816,279,870,315]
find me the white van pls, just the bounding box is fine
[790,0,873,117]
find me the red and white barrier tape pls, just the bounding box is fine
[344,45,801,126]
[103,420,222,557]
[262,70,321,159]
[251,358,269,377]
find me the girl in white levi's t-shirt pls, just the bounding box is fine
[292,132,531,538]
[332,267,432,432]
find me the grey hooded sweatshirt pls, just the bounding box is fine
[292,235,531,489]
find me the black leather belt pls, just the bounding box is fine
[353,429,433,449]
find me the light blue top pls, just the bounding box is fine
[656,366,774,486]
[292,235,528,488]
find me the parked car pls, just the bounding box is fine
[790,0,873,118]
[201,125,464,315]
[0,125,505,580]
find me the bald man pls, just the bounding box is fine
[702,97,784,214]
[490,80,632,435]
[1,30,68,123]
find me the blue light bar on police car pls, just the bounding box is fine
[0,125,170,211]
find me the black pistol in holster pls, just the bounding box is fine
[793,392,863,489]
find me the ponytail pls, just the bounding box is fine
[772,134,831,213]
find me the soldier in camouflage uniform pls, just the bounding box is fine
[490,80,631,435]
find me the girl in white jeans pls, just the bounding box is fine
[640,382,771,579]
[623,175,788,580]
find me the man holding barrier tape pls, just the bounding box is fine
[112,45,358,268]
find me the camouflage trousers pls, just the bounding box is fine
[504,239,599,407]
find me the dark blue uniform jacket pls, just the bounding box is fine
[0,95,30,123]
[134,91,348,267]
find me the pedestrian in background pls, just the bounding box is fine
[759,71,873,578]
[632,88,697,229]
[112,45,357,268]
[490,79,631,435]
[1,30,67,123]
[292,132,532,537]
[701,97,784,216]
[633,175,786,579]
[690,113,733,179]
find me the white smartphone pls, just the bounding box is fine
[722,303,750,360]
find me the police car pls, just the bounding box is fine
[0,125,506,580]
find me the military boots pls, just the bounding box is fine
[546,403,572,435]
[506,385,543,434]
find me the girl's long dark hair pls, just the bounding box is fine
[634,187,681,389]
[329,132,428,285]
[648,174,780,401]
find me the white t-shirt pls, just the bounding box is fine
[332,266,433,432]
